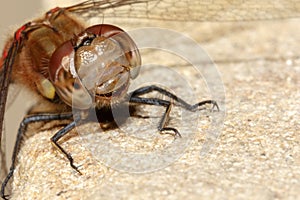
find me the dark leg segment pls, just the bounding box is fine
[159,103,181,138]
[129,85,219,138]
[51,119,81,174]
[1,113,73,200]
[130,96,181,137]
[129,85,219,111]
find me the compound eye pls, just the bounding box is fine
[49,41,92,109]
[85,24,141,79]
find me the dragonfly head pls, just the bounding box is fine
[49,24,141,109]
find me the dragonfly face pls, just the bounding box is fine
[49,24,141,109]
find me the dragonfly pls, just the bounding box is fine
[0,0,299,199]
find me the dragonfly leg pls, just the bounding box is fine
[129,85,219,138]
[129,96,181,138]
[1,113,73,200]
[129,85,219,112]
[159,102,182,138]
[50,118,82,175]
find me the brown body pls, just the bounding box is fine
[1,9,85,112]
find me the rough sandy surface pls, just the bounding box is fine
[2,18,300,200]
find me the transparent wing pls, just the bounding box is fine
[0,122,7,182]
[65,0,300,22]
[0,40,20,151]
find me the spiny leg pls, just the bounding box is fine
[129,96,181,138]
[1,113,73,200]
[129,85,219,111]
[159,103,181,138]
[129,85,219,138]
[50,118,82,175]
